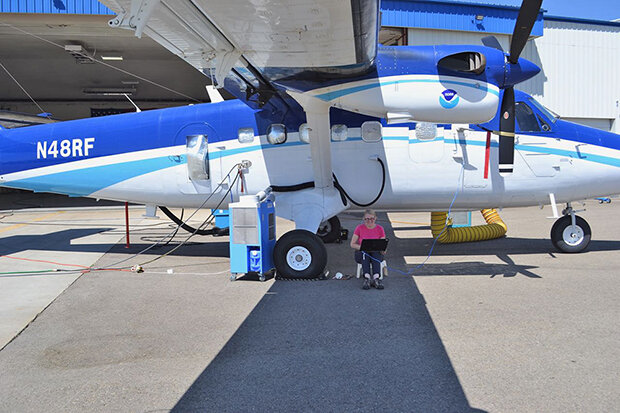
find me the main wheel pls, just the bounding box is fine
[550,215,591,253]
[273,230,327,279]
[316,216,341,243]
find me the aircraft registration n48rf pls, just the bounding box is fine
[1,0,619,278]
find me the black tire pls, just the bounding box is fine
[550,215,591,253]
[316,216,341,243]
[273,230,327,279]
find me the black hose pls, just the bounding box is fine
[333,158,386,207]
[161,208,183,246]
[270,181,315,192]
[159,206,219,236]
[269,158,386,207]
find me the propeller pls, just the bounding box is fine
[496,0,542,174]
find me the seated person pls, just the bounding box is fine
[350,209,386,290]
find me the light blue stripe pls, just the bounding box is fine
[314,78,500,101]
[6,137,619,197]
[443,138,620,168]
[209,141,307,159]
[3,156,181,196]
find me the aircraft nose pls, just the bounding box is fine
[504,56,541,87]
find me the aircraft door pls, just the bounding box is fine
[514,102,557,177]
[174,122,220,194]
[409,123,445,163]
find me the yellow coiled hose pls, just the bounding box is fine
[430,209,507,244]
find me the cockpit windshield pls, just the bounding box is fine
[528,98,559,123]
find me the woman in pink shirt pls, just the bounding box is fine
[350,209,386,290]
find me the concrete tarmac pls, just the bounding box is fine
[0,195,619,412]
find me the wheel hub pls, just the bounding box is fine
[563,225,584,246]
[286,246,312,271]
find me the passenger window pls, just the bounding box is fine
[331,124,348,141]
[186,134,209,181]
[267,124,287,144]
[237,127,254,143]
[361,121,382,142]
[515,102,541,132]
[415,122,438,141]
[299,123,310,143]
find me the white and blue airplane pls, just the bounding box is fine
[1,0,619,278]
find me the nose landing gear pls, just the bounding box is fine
[550,204,591,253]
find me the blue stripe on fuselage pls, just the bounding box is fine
[1,156,180,196]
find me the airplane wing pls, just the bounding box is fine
[0,111,57,129]
[101,0,379,109]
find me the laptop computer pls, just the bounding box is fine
[360,238,388,252]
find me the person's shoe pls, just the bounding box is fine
[362,278,371,290]
[373,278,384,290]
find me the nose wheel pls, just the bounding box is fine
[550,215,591,253]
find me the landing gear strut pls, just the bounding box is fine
[273,230,327,279]
[550,204,591,253]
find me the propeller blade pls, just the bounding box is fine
[498,87,516,174]
[508,0,543,64]
[481,36,504,52]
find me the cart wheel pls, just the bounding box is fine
[230,274,237,281]
[259,274,266,282]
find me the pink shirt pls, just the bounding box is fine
[354,224,385,243]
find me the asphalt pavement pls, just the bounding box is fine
[0,194,618,412]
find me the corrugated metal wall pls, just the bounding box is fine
[519,19,620,121]
[382,0,543,36]
[0,0,112,14]
[408,27,511,49]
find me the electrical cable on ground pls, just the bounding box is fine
[160,209,183,247]
[136,169,240,267]
[96,163,242,270]
[1,164,243,275]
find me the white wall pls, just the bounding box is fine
[520,20,620,129]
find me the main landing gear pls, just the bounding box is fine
[550,204,591,253]
[316,216,341,243]
[273,230,328,279]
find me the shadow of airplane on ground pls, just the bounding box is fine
[169,213,501,411]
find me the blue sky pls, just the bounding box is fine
[451,0,619,21]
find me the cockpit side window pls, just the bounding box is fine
[515,102,541,132]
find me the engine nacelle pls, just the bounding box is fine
[307,45,520,125]
[313,73,499,124]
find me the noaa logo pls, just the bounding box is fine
[439,89,460,109]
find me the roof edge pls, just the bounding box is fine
[545,15,620,28]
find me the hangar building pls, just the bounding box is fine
[1,0,619,132]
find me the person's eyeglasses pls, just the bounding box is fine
[364,217,376,221]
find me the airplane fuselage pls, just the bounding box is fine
[1,94,619,215]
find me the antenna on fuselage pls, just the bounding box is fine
[123,93,141,112]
